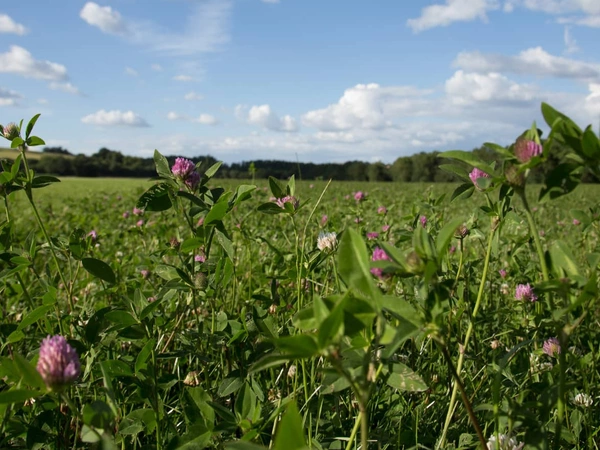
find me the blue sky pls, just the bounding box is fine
[1,0,599,163]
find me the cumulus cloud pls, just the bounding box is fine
[302,83,433,131]
[237,104,298,132]
[167,111,218,125]
[80,0,232,56]
[453,47,600,82]
[0,46,68,81]
[0,14,27,35]
[445,70,538,105]
[0,87,22,106]
[407,0,499,32]
[81,110,149,127]
[184,91,203,101]
[49,82,82,96]
[80,2,126,34]
[505,0,600,27]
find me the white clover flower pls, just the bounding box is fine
[486,434,524,450]
[317,231,337,252]
[572,393,593,408]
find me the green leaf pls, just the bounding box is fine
[13,354,45,389]
[549,240,581,279]
[225,443,266,450]
[581,126,600,159]
[10,137,24,148]
[180,237,203,253]
[82,258,116,284]
[26,136,45,147]
[31,175,60,189]
[204,199,229,225]
[273,402,308,450]
[83,400,115,429]
[317,295,348,349]
[105,310,138,328]
[450,183,474,202]
[204,161,223,179]
[215,230,234,262]
[25,114,41,139]
[539,163,582,203]
[100,360,133,378]
[231,185,256,207]
[154,150,172,179]
[257,202,285,215]
[0,389,42,405]
[275,335,319,357]
[137,183,172,212]
[17,305,53,331]
[217,377,244,397]
[166,424,211,450]
[439,150,497,177]
[384,363,427,392]
[135,339,155,374]
[435,217,464,261]
[541,102,580,132]
[286,174,295,196]
[337,229,379,301]
[268,177,285,198]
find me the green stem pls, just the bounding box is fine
[360,404,369,450]
[519,191,549,282]
[553,330,568,450]
[345,412,361,450]
[438,223,496,449]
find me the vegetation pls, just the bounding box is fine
[0,104,598,450]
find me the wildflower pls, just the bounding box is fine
[500,283,510,295]
[197,217,204,227]
[543,337,561,357]
[87,230,97,241]
[136,219,144,227]
[133,207,143,216]
[309,184,314,189]
[317,231,337,251]
[370,247,391,278]
[377,206,387,215]
[354,191,365,202]
[449,245,456,254]
[469,167,490,190]
[275,196,299,210]
[115,251,124,259]
[490,339,501,350]
[514,139,542,163]
[194,253,206,263]
[320,215,328,226]
[486,434,524,450]
[36,335,81,392]
[147,296,156,303]
[171,157,200,189]
[572,393,593,408]
[572,219,581,226]
[287,365,297,378]
[455,224,469,239]
[515,283,537,302]
[169,237,180,249]
[1,122,20,141]
[183,371,201,387]
[122,211,130,219]
[140,269,150,279]
[268,304,277,315]
[354,217,362,224]
[366,232,379,240]
[419,215,427,228]
[499,269,507,279]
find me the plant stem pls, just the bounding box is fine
[553,329,568,450]
[345,412,361,450]
[519,191,549,282]
[438,223,496,449]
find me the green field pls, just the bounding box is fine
[1,168,599,449]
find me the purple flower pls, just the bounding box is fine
[543,337,561,357]
[382,225,390,233]
[1,122,20,141]
[275,196,299,210]
[140,269,150,279]
[469,168,490,190]
[370,247,391,278]
[515,283,537,302]
[377,206,387,215]
[515,139,542,163]
[499,269,507,279]
[87,230,97,241]
[136,219,144,227]
[122,211,130,219]
[133,207,143,216]
[367,232,379,240]
[572,219,581,226]
[320,215,328,226]
[194,254,206,263]
[354,191,365,202]
[420,216,427,228]
[36,335,81,391]
[449,245,456,254]
[171,157,200,190]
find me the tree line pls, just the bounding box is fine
[8,144,599,183]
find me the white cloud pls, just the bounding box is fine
[262,0,280,3]
[80,0,232,56]
[125,67,138,77]
[49,82,82,96]
[173,75,195,82]
[584,83,600,116]
[37,98,48,105]
[445,70,538,105]
[0,46,68,81]
[0,87,21,106]
[407,0,499,32]
[563,26,580,53]
[80,2,126,35]
[0,14,27,35]
[81,110,149,127]
[558,14,600,27]
[513,0,600,15]
[302,83,433,131]
[454,47,600,82]
[151,63,163,71]
[237,104,299,132]
[167,111,218,125]
[184,91,204,101]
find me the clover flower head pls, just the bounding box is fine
[317,231,337,252]
[275,196,299,210]
[171,157,196,178]
[515,139,542,163]
[515,283,537,302]
[2,122,20,141]
[370,247,391,278]
[419,215,427,228]
[572,392,593,408]
[469,167,490,190]
[36,335,80,391]
[354,191,365,202]
[377,206,387,215]
[543,337,561,357]
[486,434,524,450]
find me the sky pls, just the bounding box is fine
[0,0,600,164]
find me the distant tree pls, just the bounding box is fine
[42,146,72,155]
